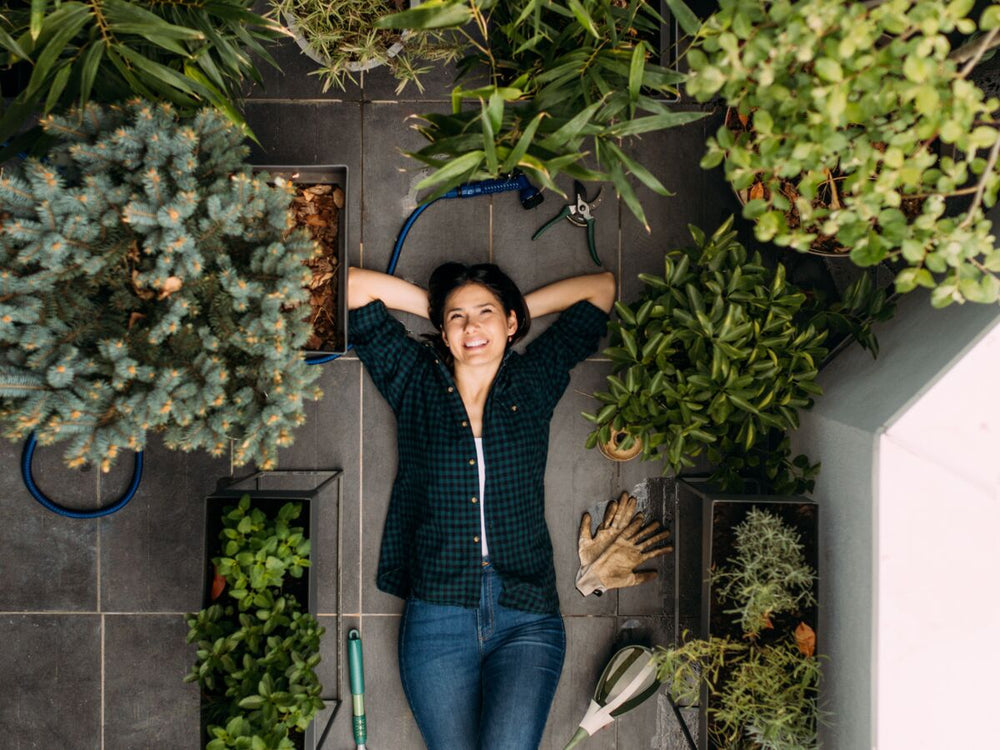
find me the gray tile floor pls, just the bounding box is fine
[0,29,742,750]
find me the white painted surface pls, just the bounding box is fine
[876,322,1000,750]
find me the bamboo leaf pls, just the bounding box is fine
[30,0,46,42]
[376,0,474,29]
[76,41,104,107]
[628,44,645,115]
[501,111,545,173]
[481,100,498,174]
[663,0,702,36]
[414,150,486,194]
[605,110,708,137]
[567,0,600,39]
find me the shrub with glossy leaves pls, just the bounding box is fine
[683,0,1000,306]
[0,99,322,471]
[584,218,828,480]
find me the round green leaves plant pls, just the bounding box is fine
[684,0,1000,306]
[0,99,322,471]
[584,218,827,478]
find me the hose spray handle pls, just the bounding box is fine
[450,172,544,209]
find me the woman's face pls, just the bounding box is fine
[441,282,518,369]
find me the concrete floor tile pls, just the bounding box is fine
[541,615,619,750]
[0,438,98,611]
[246,34,364,103]
[313,614,361,750]
[361,102,491,280]
[243,100,363,278]
[360,375,404,616]
[620,112,739,305]
[356,615,425,749]
[617,477,677,618]
[99,435,229,614]
[276,360,363,615]
[546,361,626,616]
[0,614,100,749]
[104,614,200,750]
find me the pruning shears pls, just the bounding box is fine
[531,181,604,266]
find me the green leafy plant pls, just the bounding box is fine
[0,0,284,155]
[680,0,1000,306]
[583,217,829,487]
[186,496,325,750]
[0,99,323,472]
[654,509,820,750]
[271,0,463,93]
[378,0,706,228]
[713,508,817,638]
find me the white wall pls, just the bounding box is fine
[791,289,1000,750]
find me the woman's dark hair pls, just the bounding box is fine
[425,262,530,364]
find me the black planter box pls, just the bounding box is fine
[674,479,819,750]
[251,164,349,357]
[199,470,341,750]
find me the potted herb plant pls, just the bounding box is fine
[676,0,1000,306]
[271,0,461,93]
[185,491,325,750]
[657,480,820,750]
[378,0,707,229]
[0,0,283,157]
[0,99,323,473]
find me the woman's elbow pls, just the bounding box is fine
[591,270,616,312]
[347,266,372,310]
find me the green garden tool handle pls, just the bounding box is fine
[532,204,572,240]
[348,629,367,748]
[585,218,601,266]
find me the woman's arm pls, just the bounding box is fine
[347,267,429,318]
[524,270,616,318]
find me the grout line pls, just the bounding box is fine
[0,611,192,616]
[100,613,106,750]
[488,197,494,262]
[357,361,365,620]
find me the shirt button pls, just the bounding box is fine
[461,420,468,428]
[473,536,480,543]
[471,497,478,504]
[469,459,475,466]
[447,386,454,393]
[511,404,518,412]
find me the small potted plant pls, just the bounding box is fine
[656,488,820,750]
[676,0,1000,306]
[185,492,325,750]
[0,99,323,473]
[378,0,708,229]
[0,0,283,156]
[272,0,462,93]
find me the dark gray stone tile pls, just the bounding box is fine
[100,434,230,613]
[541,615,618,750]
[0,439,98,611]
[361,101,490,281]
[246,33,365,102]
[620,113,738,304]
[619,689,701,750]
[360,374,403,615]
[0,614,100,749]
[617,477,677,618]
[361,54,458,102]
[243,100,363,277]
[104,614,200,750]
[546,361,621,616]
[357,615,424,748]
[275,359,363,616]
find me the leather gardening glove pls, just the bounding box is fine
[578,491,638,567]
[576,511,673,596]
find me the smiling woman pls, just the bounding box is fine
[346,262,613,749]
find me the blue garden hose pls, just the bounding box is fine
[22,432,143,519]
[305,172,542,366]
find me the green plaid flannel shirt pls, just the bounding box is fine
[349,298,609,613]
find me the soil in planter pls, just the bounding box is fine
[289,182,344,352]
[726,109,925,257]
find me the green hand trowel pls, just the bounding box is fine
[563,644,662,749]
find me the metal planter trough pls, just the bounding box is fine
[196,469,342,750]
[252,164,350,359]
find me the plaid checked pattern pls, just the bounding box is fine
[350,299,608,613]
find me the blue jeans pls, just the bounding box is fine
[398,561,566,750]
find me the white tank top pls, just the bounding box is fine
[474,437,488,557]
